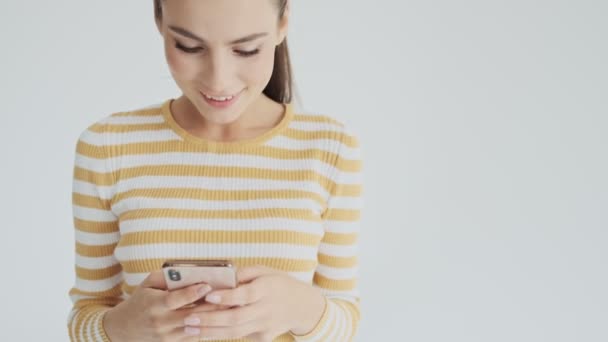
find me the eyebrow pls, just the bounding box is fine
[168,25,269,45]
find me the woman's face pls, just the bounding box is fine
[157,0,288,125]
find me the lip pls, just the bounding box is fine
[200,90,242,109]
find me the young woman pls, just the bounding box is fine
[67,1,362,341]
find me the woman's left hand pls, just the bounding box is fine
[181,265,326,342]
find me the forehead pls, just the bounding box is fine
[162,0,279,39]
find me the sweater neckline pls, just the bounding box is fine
[160,98,293,149]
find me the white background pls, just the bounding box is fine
[1,0,607,341]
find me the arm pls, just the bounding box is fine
[290,128,363,342]
[67,124,123,341]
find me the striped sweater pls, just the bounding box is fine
[67,99,362,341]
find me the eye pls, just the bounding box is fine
[235,49,260,57]
[175,42,203,54]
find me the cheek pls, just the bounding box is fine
[165,46,197,80]
[241,49,276,86]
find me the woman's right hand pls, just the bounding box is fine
[102,269,214,341]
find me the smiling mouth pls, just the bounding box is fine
[200,90,243,102]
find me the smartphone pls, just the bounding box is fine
[162,259,238,291]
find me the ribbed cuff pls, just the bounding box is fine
[98,308,112,342]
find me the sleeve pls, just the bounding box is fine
[290,128,363,342]
[66,124,124,341]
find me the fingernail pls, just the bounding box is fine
[184,326,200,336]
[184,315,201,326]
[206,294,221,304]
[197,284,211,296]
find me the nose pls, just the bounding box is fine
[204,52,232,94]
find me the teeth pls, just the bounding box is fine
[203,93,234,101]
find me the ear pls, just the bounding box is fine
[276,0,290,45]
[155,18,162,36]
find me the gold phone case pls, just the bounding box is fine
[161,259,237,291]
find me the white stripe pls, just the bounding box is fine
[77,309,86,342]
[68,309,78,339]
[323,221,360,234]
[73,180,114,201]
[120,217,324,235]
[92,310,106,341]
[73,205,117,222]
[315,265,358,280]
[112,197,321,216]
[75,230,120,246]
[115,243,318,261]
[85,310,95,342]
[115,176,330,199]
[75,255,119,269]
[288,271,314,283]
[324,301,343,342]
[107,151,342,172]
[290,121,343,132]
[76,151,361,185]
[318,243,358,257]
[74,273,122,293]
[266,135,360,160]
[79,129,179,146]
[320,290,360,301]
[100,115,165,125]
[123,272,149,286]
[327,196,362,210]
[335,302,349,341]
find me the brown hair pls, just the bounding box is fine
[154,0,293,104]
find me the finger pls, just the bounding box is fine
[204,282,264,306]
[140,269,168,290]
[192,302,260,327]
[199,319,260,340]
[187,302,231,312]
[164,325,203,341]
[164,283,213,311]
[236,265,278,284]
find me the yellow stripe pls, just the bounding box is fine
[119,164,331,183]
[73,193,111,210]
[76,140,359,172]
[323,209,360,221]
[282,128,359,148]
[333,183,362,197]
[113,188,326,207]
[73,305,92,340]
[76,242,117,257]
[322,232,358,245]
[74,166,114,186]
[74,218,118,234]
[293,114,343,126]
[74,163,358,197]
[76,264,122,280]
[89,122,166,132]
[313,273,357,291]
[318,254,358,268]
[111,108,162,117]
[69,283,123,299]
[120,208,321,222]
[120,257,318,274]
[119,230,322,246]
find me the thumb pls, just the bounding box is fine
[236,265,279,284]
[140,269,167,290]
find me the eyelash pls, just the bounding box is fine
[174,42,260,57]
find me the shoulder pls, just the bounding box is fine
[75,101,166,146]
[288,107,361,153]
